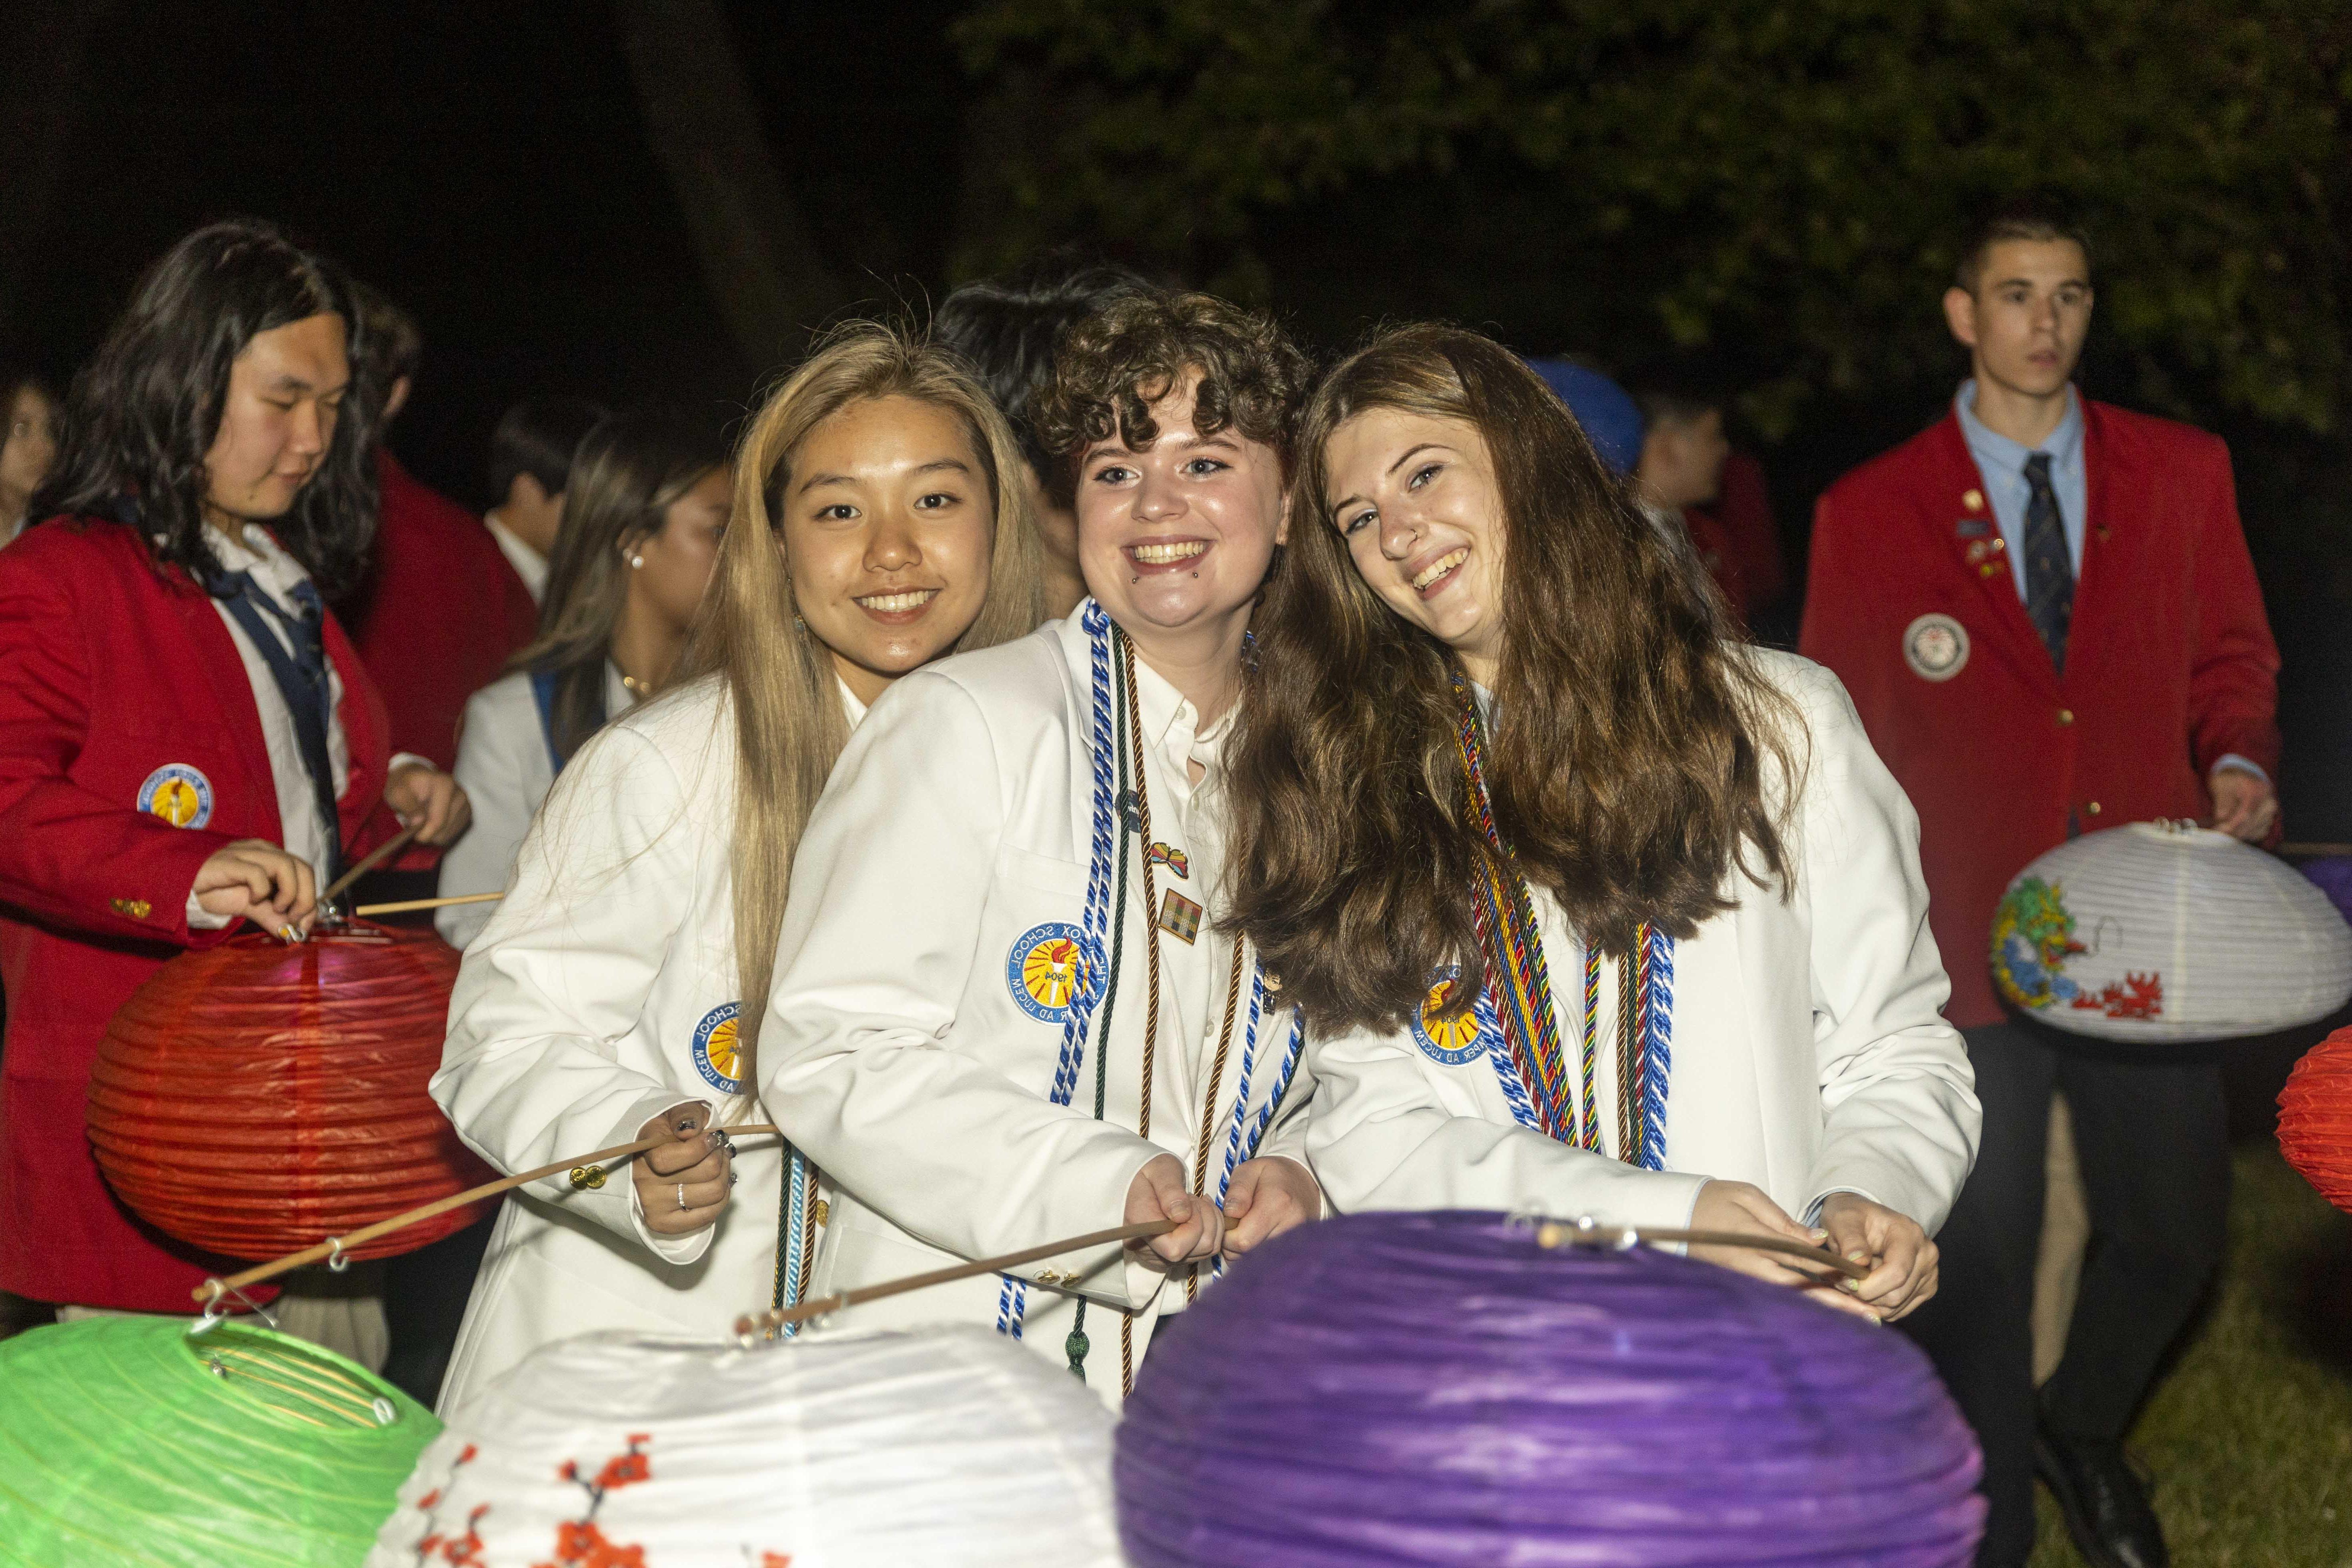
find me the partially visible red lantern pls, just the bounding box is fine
[87,923,492,1262]
[2280,1026,2352,1216]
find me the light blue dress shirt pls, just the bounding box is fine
[1953,378,2086,602]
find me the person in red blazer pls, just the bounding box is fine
[1803,204,2279,1568]
[336,289,538,772]
[0,222,467,1325]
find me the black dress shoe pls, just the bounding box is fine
[2035,1425,2169,1568]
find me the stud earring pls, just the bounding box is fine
[629,553,644,569]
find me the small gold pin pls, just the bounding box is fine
[1963,488,1985,512]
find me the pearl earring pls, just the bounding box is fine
[629,553,644,569]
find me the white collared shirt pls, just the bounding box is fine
[485,511,549,605]
[184,525,430,928]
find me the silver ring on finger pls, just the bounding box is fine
[678,1183,687,1211]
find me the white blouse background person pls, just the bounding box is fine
[1222,324,1979,1322]
[430,327,1043,1412]
[436,410,729,949]
[765,292,1325,1406]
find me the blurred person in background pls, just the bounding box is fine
[1633,384,1749,619]
[436,410,731,951]
[0,367,61,549]
[0,221,464,1364]
[483,395,609,605]
[1703,449,1789,627]
[1803,201,2280,1568]
[934,256,1153,618]
[335,285,539,772]
[398,409,727,1407]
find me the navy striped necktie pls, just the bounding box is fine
[2021,452,2074,671]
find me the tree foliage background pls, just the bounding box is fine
[954,0,2350,448]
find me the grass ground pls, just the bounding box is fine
[2031,1143,2352,1566]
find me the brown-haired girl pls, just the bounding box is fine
[764,290,1322,1404]
[431,324,1043,1410]
[1224,322,1979,1321]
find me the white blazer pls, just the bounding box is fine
[431,673,865,1416]
[1305,650,1979,1236]
[764,611,1313,1404]
[437,663,636,948]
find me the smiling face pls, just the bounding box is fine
[1324,406,1510,686]
[1074,370,1287,655]
[1944,238,2093,401]
[782,395,998,705]
[202,312,351,528]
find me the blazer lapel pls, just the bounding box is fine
[1927,415,2060,694]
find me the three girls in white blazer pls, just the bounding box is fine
[429,327,1044,1412]
[1222,324,1980,1320]
[764,293,1326,1402]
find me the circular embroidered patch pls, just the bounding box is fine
[1008,922,1090,1023]
[1902,613,1970,683]
[1410,966,1499,1067]
[136,763,214,829]
[692,1003,744,1094]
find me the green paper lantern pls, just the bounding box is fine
[0,1316,439,1566]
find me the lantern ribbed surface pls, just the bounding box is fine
[1118,1210,1985,1568]
[88,924,492,1261]
[0,1316,439,1565]
[1989,821,2352,1042]
[2280,1026,2352,1214]
[370,1326,1120,1566]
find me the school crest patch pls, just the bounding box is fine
[1410,966,1500,1067]
[1902,613,1969,683]
[692,1003,744,1094]
[136,763,213,828]
[1008,922,1090,1023]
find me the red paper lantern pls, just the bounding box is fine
[2279,1026,2352,1216]
[87,923,493,1262]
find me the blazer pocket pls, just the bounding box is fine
[991,842,1089,900]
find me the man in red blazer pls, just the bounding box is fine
[335,289,538,771]
[1803,204,2279,1568]
[0,222,467,1332]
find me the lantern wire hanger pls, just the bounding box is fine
[729,1210,1871,1349]
[1517,1211,1869,1279]
[190,1116,789,1320]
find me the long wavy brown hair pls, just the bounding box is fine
[1222,324,1804,1037]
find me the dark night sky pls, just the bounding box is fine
[14,1,971,506]
[14,1,2352,834]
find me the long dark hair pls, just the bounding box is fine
[507,409,729,763]
[29,220,378,596]
[1222,324,1804,1037]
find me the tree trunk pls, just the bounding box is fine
[611,0,844,368]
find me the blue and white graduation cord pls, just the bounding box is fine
[995,601,1301,1335]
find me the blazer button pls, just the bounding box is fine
[2056,708,2074,726]
[2086,801,2102,816]
[569,1164,607,1190]
[812,1198,829,1227]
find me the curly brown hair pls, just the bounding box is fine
[1222,323,1805,1038]
[1032,290,1313,491]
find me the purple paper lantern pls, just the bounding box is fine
[1118,1210,1985,1567]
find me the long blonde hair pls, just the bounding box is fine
[673,322,1044,1107]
